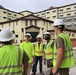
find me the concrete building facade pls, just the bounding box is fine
[0,14,53,44]
[34,3,76,29]
[34,3,76,39]
[0,5,23,22]
[0,3,76,44]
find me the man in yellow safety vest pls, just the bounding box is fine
[52,19,75,75]
[20,33,34,75]
[0,28,29,75]
[31,35,44,75]
[44,32,54,75]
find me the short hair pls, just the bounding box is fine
[2,41,12,45]
[59,25,65,30]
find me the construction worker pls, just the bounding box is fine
[43,32,54,75]
[0,28,29,75]
[31,35,44,75]
[52,19,75,75]
[20,33,34,75]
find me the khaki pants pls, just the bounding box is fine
[27,63,32,75]
[46,67,52,75]
[46,60,53,75]
[55,68,69,75]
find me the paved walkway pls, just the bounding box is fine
[31,64,76,75]
[31,51,76,75]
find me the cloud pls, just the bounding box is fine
[0,0,76,12]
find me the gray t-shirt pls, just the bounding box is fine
[56,36,64,49]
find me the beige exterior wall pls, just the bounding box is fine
[0,8,23,22]
[0,18,75,44]
[58,5,76,30]
[0,20,22,44]
[59,4,76,18]
[64,31,76,39]
[34,3,76,38]
[0,16,53,44]
[0,3,76,44]
[0,9,8,22]
[50,32,55,40]
[34,8,58,21]
[49,31,76,40]
[34,4,76,24]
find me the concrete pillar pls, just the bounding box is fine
[23,28,26,40]
[39,28,43,37]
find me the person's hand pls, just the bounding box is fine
[49,61,53,67]
[52,67,57,75]
[44,59,46,65]
[50,61,52,65]
[32,56,35,63]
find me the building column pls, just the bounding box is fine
[23,28,26,40]
[39,28,43,37]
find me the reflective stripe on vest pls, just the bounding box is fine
[45,52,53,56]
[35,42,43,56]
[54,48,72,55]
[53,53,73,60]
[0,46,22,75]
[0,65,22,69]
[44,40,53,60]
[35,50,43,53]
[0,70,22,75]
[53,33,75,68]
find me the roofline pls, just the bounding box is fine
[0,14,53,24]
[0,3,75,16]
[26,14,53,22]
[58,3,76,8]
[34,7,58,14]
[19,10,34,14]
[34,3,76,14]
[0,7,24,16]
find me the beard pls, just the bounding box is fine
[45,37,50,40]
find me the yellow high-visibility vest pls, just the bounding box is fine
[0,45,23,75]
[35,42,43,56]
[53,33,75,68]
[44,40,53,60]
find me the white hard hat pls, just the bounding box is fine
[25,33,31,37]
[0,28,15,42]
[53,19,64,26]
[36,35,41,39]
[25,33,32,39]
[44,32,50,35]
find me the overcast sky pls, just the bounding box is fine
[0,0,76,12]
